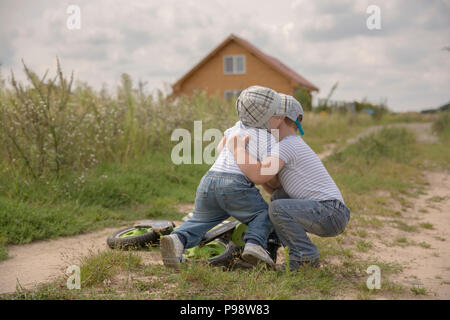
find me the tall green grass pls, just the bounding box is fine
[302,112,376,153]
[0,61,236,180]
[326,127,421,193]
[329,127,417,166]
[0,62,228,254]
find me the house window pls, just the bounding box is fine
[224,90,242,100]
[223,55,246,74]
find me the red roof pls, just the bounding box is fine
[172,34,319,92]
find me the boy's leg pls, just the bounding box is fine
[218,184,275,267]
[161,175,230,269]
[218,186,272,248]
[171,183,229,249]
[268,188,290,242]
[270,188,290,202]
[269,199,349,265]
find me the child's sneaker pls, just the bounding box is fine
[160,234,185,269]
[242,243,275,268]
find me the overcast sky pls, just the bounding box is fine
[1,0,449,111]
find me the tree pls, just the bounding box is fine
[293,86,312,112]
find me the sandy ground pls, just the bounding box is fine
[0,227,117,294]
[0,122,448,298]
[357,170,450,299]
[324,122,448,298]
[0,218,187,294]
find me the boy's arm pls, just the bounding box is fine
[261,183,275,195]
[262,175,281,195]
[226,134,285,185]
[216,136,226,154]
[266,175,281,189]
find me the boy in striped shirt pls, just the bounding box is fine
[227,94,351,271]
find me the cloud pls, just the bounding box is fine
[0,0,449,111]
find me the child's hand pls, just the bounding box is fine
[226,133,249,153]
[266,175,281,189]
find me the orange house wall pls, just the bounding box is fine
[175,41,295,98]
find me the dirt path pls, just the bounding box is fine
[0,227,117,294]
[389,170,450,298]
[352,170,450,299]
[0,217,188,294]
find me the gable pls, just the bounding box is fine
[177,40,294,96]
[172,34,319,96]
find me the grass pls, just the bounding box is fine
[419,222,433,229]
[417,242,431,249]
[357,230,368,238]
[427,196,445,203]
[301,110,436,154]
[389,237,431,249]
[1,122,447,298]
[301,112,374,153]
[410,286,427,295]
[2,248,407,300]
[432,109,450,141]
[325,128,426,211]
[395,237,408,244]
[323,123,449,247]
[356,240,373,252]
[357,279,406,299]
[0,235,8,261]
[391,220,418,232]
[0,150,209,248]
[80,250,142,287]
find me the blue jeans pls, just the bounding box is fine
[173,171,272,249]
[269,189,350,263]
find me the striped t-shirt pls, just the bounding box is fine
[272,134,344,203]
[209,121,276,176]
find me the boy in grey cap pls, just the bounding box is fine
[160,86,284,269]
[227,94,350,271]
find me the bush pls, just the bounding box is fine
[432,110,450,141]
[293,87,312,112]
[0,60,236,180]
[353,99,388,120]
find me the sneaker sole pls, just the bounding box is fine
[160,236,181,269]
[242,251,275,269]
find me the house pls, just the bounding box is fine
[171,34,319,100]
